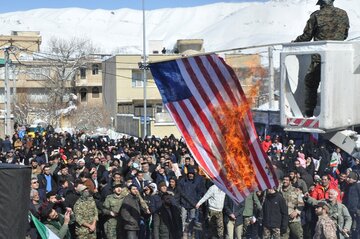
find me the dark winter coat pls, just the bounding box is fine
[37,173,58,193]
[64,189,80,209]
[296,167,313,189]
[120,194,142,231]
[152,171,176,186]
[223,195,245,226]
[1,139,12,152]
[149,192,177,213]
[167,186,181,206]
[262,191,288,230]
[178,176,205,209]
[317,146,331,176]
[153,204,182,239]
[343,182,360,214]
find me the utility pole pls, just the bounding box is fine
[12,60,16,107]
[142,0,148,138]
[4,47,12,136]
[268,46,275,109]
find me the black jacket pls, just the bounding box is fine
[223,195,245,226]
[37,174,58,193]
[343,182,360,214]
[262,191,288,230]
[120,194,142,231]
[153,204,182,239]
[178,176,205,209]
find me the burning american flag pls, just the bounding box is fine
[149,53,278,203]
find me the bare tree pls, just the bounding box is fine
[12,89,32,125]
[19,37,99,126]
[66,104,111,132]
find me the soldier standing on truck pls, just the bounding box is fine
[293,0,349,117]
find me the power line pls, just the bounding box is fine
[8,55,156,83]
[347,35,360,41]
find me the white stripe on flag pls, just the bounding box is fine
[188,55,269,190]
[150,53,279,203]
[177,57,252,200]
[179,55,272,192]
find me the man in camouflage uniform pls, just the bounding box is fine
[73,185,98,239]
[102,184,125,239]
[306,189,352,239]
[293,0,349,117]
[280,175,304,239]
[313,201,338,239]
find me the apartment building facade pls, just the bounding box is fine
[0,31,103,137]
[103,39,265,138]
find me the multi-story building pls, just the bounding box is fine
[103,39,265,138]
[0,31,104,137]
[103,54,181,138]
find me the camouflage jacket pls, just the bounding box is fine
[280,185,304,222]
[102,193,126,217]
[294,4,349,43]
[313,214,337,239]
[306,198,352,231]
[74,196,98,232]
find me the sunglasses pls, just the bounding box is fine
[32,181,39,184]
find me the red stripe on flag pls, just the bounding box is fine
[215,56,276,189]
[188,98,247,200]
[180,59,240,198]
[166,103,216,179]
[183,57,262,195]
[202,55,264,189]
[178,100,241,198]
[217,56,278,188]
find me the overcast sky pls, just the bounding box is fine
[0,0,268,13]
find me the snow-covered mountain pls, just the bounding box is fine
[0,0,359,54]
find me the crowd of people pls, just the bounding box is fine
[1,127,360,239]
[0,0,351,238]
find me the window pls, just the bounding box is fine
[27,67,50,80]
[155,104,166,113]
[0,88,4,103]
[92,87,100,98]
[80,68,86,79]
[118,103,133,114]
[132,70,143,87]
[92,64,99,75]
[80,88,87,102]
[131,70,153,88]
[28,88,48,103]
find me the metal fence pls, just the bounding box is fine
[116,114,151,138]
